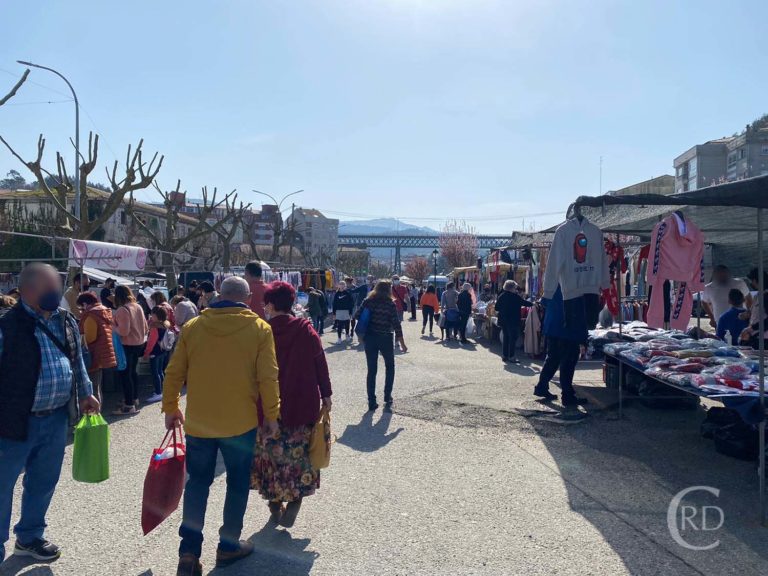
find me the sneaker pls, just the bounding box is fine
[145,393,163,404]
[215,540,254,568]
[562,396,589,407]
[336,338,343,345]
[176,553,202,576]
[368,403,379,412]
[112,405,138,416]
[14,539,61,562]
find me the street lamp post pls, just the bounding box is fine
[252,189,303,262]
[432,249,439,286]
[17,60,80,219]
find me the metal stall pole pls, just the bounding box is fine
[758,208,766,526]
[616,233,624,420]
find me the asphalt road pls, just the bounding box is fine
[2,317,768,576]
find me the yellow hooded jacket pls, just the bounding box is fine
[162,305,280,438]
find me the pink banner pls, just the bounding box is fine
[69,239,147,271]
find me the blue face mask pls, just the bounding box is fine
[39,290,62,312]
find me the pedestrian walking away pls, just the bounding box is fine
[307,287,324,334]
[76,291,117,403]
[494,280,534,363]
[420,285,440,336]
[332,281,355,344]
[391,275,409,323]
[245,260,267,319]
[163,276,281,575]
[440,282,460,341]
[457,283,474,344]
[0,263,99,565]
[354,281,407,412]
[251,282,333,528]
[112,285,148,415]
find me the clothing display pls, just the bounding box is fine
[646,214,705,330]
[543,217,609,300]
[603,334,762,398]
[524,302,544,356]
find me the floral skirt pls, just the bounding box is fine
[250,424,320,502]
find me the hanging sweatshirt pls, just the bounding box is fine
[646,215,705,290]
[543,217,609,300]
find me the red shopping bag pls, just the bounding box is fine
[141,427,186,535]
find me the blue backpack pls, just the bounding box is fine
[355,307,371,340]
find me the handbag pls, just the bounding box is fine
[309,407,332,470]
[72,413,110,483]
[355,307,371,339]
[438,313,446,328]
[141,427,186,535]
[112,332,127,371]
[446,309,461,323]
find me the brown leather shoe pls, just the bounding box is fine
[176,553,202,576]
[215,540,254,568]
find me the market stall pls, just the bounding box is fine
[568,173,768,524]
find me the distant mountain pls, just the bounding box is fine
[339,218,438,236]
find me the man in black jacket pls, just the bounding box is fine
[0,263,99,564]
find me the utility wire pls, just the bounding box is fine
[0,67,72,99]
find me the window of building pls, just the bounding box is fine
[688,157,697,177]
[120,211,127,225]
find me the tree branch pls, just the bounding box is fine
[0,69,29,107]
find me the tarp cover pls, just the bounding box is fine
[564,175,768,274]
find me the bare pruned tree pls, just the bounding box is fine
[0,131,163,241]
[127,181,236,290]
[212,195,252,272]
[0,69,29,107]
[439,219,479,270]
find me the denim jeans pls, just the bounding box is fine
[365,332,395,407]
[535,336,580,400]
[179,428,257,558]
[149,352,169,395]
[0,406,68,552]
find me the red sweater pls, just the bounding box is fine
[258,314,332,427]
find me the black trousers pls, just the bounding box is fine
[535,336,580,400]
[422,305,435,331]
[337,320,351,338]
[365,332,395,406]
[458,312,470,341]
[119,344,144,405]
[501,323,518,359]
[410,297,417,320]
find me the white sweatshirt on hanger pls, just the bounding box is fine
[543,217,610,300]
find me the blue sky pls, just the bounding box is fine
[1,0,766,233]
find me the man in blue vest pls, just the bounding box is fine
[0,263,99,564]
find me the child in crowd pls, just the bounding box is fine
[143,306,173,403]
[716,289,748,343]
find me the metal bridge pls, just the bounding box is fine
[337,234,513,250]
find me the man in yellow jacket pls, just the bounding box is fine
[163,276,280,576]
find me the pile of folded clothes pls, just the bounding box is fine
[603,333,761,397]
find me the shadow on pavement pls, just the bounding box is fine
[0,558,54,576]
[336,411,403,453]
[206,523,316,575]
[528,398,768,574]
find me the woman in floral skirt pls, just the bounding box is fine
[251,281,333,527]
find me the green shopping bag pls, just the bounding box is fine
[72,413,110,483]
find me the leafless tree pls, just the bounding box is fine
[0,70,29,107]
[212,195,252,272]
[0,131,163,241]
[404,256,430,285]
[126,181,236,289]
[368,260,392,280]
[337,248,369,277]
[439,219,479,270]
